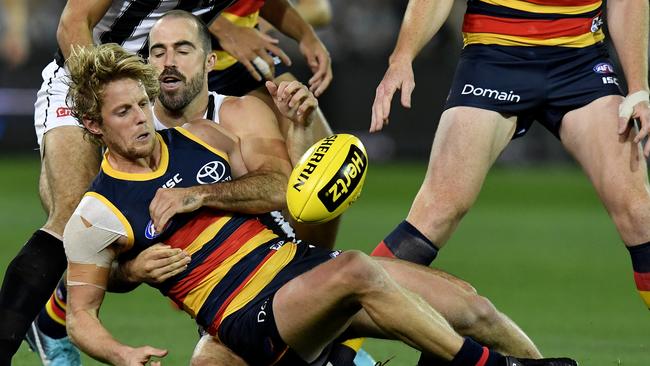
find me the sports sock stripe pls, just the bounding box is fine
[371,241,396,258]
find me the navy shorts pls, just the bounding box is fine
[217,244,340,366]
[445,43,622,138]
[208,54,289,97]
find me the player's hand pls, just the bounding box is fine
[370,59,415,133]
[266,80,318,125]
[618,96,650,157]
[149,187,203,234]
[298,33,332,97]
[119,345,167,366]
[122,244,190,284]
[212,18,291,81]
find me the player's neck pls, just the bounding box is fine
[154,89,209,127]
[106,138,162,174]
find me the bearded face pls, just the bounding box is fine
[157,64,205,112]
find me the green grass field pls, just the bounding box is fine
[1,156,648,365]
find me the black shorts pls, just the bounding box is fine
[444,43,622,138]
[217,244,340,366]
[208,55,289,97]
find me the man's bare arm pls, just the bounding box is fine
[57,0,112,59]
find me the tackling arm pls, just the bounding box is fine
[149,98,293,231]
[57,0,112,59]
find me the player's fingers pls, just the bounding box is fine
[242,59,262,82]
[370,87,385,132]
[400,79,415,108]
[289,87,309,108]
[155,209,174,234]
[618,117,631,135]
[144,346,168,358]
[313,69,332,97]
[158,261,190,282]
[259,32,279,44]
[265,80,278,97]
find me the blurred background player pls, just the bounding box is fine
[0,0,29,69]
[369,0,650,349]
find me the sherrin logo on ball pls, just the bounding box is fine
[287,134,368,224]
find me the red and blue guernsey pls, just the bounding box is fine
[85,127,299,335]
[462,0,605,47]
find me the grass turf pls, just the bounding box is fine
[1,156,647,365]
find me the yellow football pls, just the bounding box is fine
[287,134,368,224]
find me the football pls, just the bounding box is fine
[287,134,368,224]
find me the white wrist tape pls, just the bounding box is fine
[619,90,650,119]
[252,56,272,79]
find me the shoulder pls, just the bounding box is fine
[220,95,274,122]
[180,120,239,154]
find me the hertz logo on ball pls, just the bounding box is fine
[317,145,366,212]
[286,134,368,224]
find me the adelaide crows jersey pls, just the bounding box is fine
[77,127,300,334]
[462,0,605,47]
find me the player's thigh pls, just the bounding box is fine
[418,107,516,206]
[191,335,247,366]
[272,251,373,362]
[560,95,650,241]
[41,126,101,234]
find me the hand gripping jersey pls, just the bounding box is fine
[462,0,605,47]
[77,127,301,335]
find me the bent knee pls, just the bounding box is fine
[453,294,501,334]
[331,251,386,291]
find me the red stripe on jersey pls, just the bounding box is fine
[463,13,593,39]
[634,272,650,291]
[371,241,396,258]
[476,347,490,366]
[523,0,599,5]
[167,219,266,302]
[166,210,226,250]
[207,250,275,335]
[224,0,265,16]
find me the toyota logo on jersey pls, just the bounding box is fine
[196,161,227,184]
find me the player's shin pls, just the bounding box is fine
[0,230,67,363]
[628,242,650,309]
[372,220,439,266]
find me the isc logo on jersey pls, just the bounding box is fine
[287,134,368,224]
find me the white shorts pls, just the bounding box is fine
[34,60,80,150]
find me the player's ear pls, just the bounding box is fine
[83,118,103,137]
[206,51,216,70]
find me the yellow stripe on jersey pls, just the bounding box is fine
[214,11,261,71]
[84,192,135,249]
[463,29,605,47]
[221,243,297,320]
[478,0,601,15]
[183,216,232,255]
[174,127,230,163]
[101,133,170,181]
[182,228,280,317]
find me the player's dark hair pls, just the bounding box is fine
[157,10,213,54]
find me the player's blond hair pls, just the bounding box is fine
[65,43,159,144]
